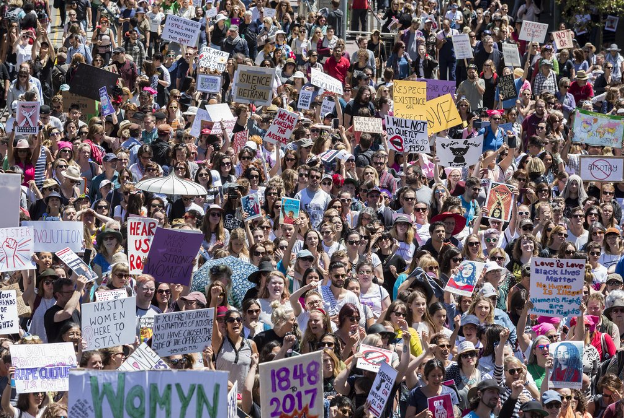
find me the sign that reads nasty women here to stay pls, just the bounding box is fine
[233,65,275,107]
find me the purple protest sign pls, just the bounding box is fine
[142,227,203,286]
[417,79,457,101]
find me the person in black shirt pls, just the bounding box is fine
[44,276,87,343]
[253,302,300,354]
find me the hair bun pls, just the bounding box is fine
[270,300,281,310]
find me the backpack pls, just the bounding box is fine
[51,64,68,93]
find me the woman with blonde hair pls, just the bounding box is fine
[300,309,332,353]
[462,233,485,261]
[228,228,249,261]
[480,59,498,109]
[165,99,184,129]
[258,272,292,327]
[467,294,495,325]
[390,216,416,264]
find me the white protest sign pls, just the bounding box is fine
[311,68,344,95]
[354,116,383,133]
[56,247,98,281]
[15,101,40,134]
[0,290,19,334]
[357,344,394,372]
[385,116,429,153]
[68,370,229,418]
[152,308,214,356]
[118,342,169,371]
[0,173,21,228]
[263,7,276,18]
[190,104,236,137]
[205,7,217,17]
[579,156,624,182]
[265,108,299,145]
[259,352,324,418]
[198,47,229,72]
[320,97,336,117]
[452,33,473,59]
[606,15,619,32]
[0,227,35,272]
[233,65,276,106]
[127,217,158,274]
[502,43,521,67]
[519,21,549,43]
[553,30,574,50]
[10,342,76,393]
[367,361,398,418]
[161,14,201,46]
[197,74,222,93]
[21,221,83,253]
[95,289,128,301]
[436,135,483,167]
[297,90,314,110]
[82,297,136,350]
[530,257,585,318]
[228,381,238,418]
[548,341,584,389]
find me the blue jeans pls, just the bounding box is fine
[439,57,456,81]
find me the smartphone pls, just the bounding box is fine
[507,135,517,149]
[332,118,339,129]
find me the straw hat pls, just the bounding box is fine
[62,165,82,181]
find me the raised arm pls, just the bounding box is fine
[289,280,317,317]
[54,275,87,322]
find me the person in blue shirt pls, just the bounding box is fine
[479,110,506,153]
[386,41,411,80]
[460,177,481,225]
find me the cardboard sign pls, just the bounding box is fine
[549,341,584,389]
[0,290,19,334]
[151,308,214,356]
[161,14,201,46]
[357,344,394,372]
[68,370,229,418]
[15,101,40,135]
[0,173,21,228]
[21,221,83,253]
[118,342,169,371]
[572,109,624,148]
[310,68,343,95]
[99,86,115,117]
[393,80,427,119]
[502,43,521,67]
[519,21,549,43]
[445,260,485,296]
[95,289,128,301]
[320,97,336,117]
[82,297,136,350]
[10,342,76,393]
[265,108,299,145]
[232,130,248,154]
[385,116,429,153]
[485,182,514,222]
[190,104,236,137]
[127,217,158,275]
[606,15,619,32]
[0,227,35,272]
[297,90,314,110]
[418,79,457,101]
[143,227,203,286]
[259,352,324,418]
[241,194,262,221]
[424,94,462,134]
[436,135,483,167]
[428,394,455,418]
[197,74,222,93]
[553,30,574,50]
[579,156,624,182]
[367,361,398,418]
[452,33,473,59]
[198,47,229,72]
[498,74,517,101]
[530,257,585,318]
[233,65,276,106]
[68,63,120,102]
[56,247,98,281]
[61,91,97,122]
[354,116,383,133]
[280,197,300,225]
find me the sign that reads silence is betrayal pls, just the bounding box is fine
[233,65,275,107]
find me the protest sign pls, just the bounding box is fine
[418,79,457,100]
[259,351,323,418]
[357,344,394,372]
[320,97,336,116]
[205,7,217,17]
[429,394,455,418]
[21,221,83,252]
[579,156,624,182]
[15,101,40,135]
[198,47,229,72]
[228,381,237,418]
[367,362,398,418]
[127,217,158,274]
[233,65,275,106]
[445,260,485,296]
[82,297,136,350]
[354,116,383,133]
[241,194,262,221]
[56,247,98,281]
[161,14,201,46]
[0,290,19,334]
[68,370,229,418]
[502,43,521,67]
[436,135,483,167]
[11,342,76,393]
[196,74,222,93]
[320,149,341,163]
[62,91,97,122]
[572,109,624,148]
[280,198,300,224]
[0,227,35,272]
[143,227,203,286]
[4,283,29,317]
[263,7,276,17]
[485,182,514,222]
[0,173,21,228]
[553,30,574,49]
[530,257,585,318]
[424,94,462,134]
[310,68,343,95]
[118,342,169,371]
[68,63,120,102]
[519,21,549,43]
[99,86,115,116]
[606,15,619,32]
[95,289,128,301]
[393,80,427,119]
[190,104,236,137]
[549,341,583,389]
[498,74,517,101]
[152,308,214,356]
[297,89,314,110]
[385,116,429,153]
[265,108,299,145]
[452,33,473,59]
[232,130,248,154]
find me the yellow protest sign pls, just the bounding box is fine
[393,80,427,119]
[424,94,462,134]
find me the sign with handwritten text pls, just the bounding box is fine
[385,116,429,153]
[393,80,427,119]
[10,342,77,393]
[143,227,203,286]
[530,257,585,318]
[22,221,83,253]
[553,30,574,50]
[82,297,136,350]
[265,108,299,145]
[436,135,483,167]
[151,308,214,356]
[519,21,549,43]
[161,14,201,46]
[367,361,397,418]
[127,217,158,274]
[118,342,169,371]
[579,156,624,182]
[424,94,462,134]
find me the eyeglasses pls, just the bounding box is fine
[603,190,614,195]
[247,309,261,315]
[319,341,335,347]
[490,256,505,262]
[298,172,308,178]
[507,368,522,375]
[564,250,575,255]
[226,317,243,323]
[253,251,266,257]
[590,251,601,256]
[300,257,314,262]
[392,311,406,317]
[348,316,361,322]
[485,237,498,243]
[467,241,479,247]
[545,403,562,409]
[43,280,54,285]
[521,226,534,231]
[546,334,559,342]
[157,289,171,295]
[452,257,463,263]
[169,358,188,366]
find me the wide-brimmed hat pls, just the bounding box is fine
[44,191,62,205]
[607,43,621,52]
[42,178,58,190]
[468,379,501,401]
[14,139,30,149]
[457,340,479,356]
[248,260,274,284]
[605,289,624,318]
[430,212,466,235]
[62,166,83,181]
[576,70,589,80]
[96,228,123,247]
[583,42,596,52]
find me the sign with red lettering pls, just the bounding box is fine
[356,344,393,372]
[553,30,574,50]
[519,21,549,43]
[127,217,158,274]
[264,108,299,145]
[530,257,585,318]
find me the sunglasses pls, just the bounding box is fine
[157,289,171,294]
[507,368,522,375]
[226,317,242,323]
[319,341,335,347]
[247,309,260,315]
